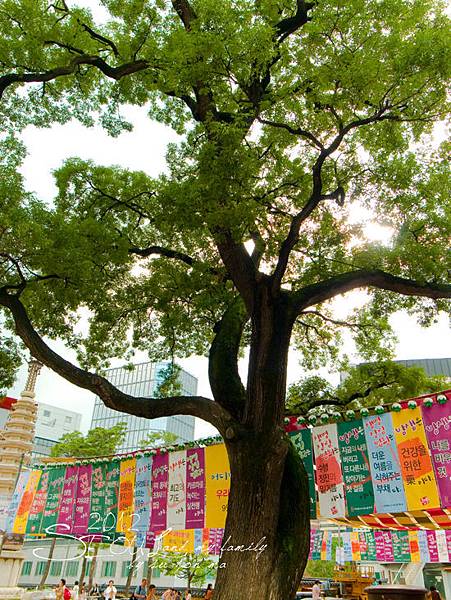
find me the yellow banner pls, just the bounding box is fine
[392,407,440,511]
[13,470,41,534]
[117,458,136,535]
[162,529,195,553]
[351,531,361,561]
[205,444,230,529]
[408,531,421,562]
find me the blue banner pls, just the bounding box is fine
[133,455,152,532]
[363,413,407,513]
[5,471,30,533]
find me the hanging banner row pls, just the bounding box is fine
[292,398,450,519]
[5,395,451,535]
[310,528,451,563]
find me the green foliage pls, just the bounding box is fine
[0,0,449,379]
[138,429,178,449]
[50,422,127,457]
[154,363,183,398]
[286,361,449,414]
[152,551,217,587]
[304,537,339,579]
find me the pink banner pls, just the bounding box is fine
[186,448,205,529]
[56,466,78,534]
[375,531,385,561]
[382,531,394,562]
[446,530,451,560]
[73,465,92,537]
[151,453,169,531]
[421,399,451,507]
[426,530,439,562]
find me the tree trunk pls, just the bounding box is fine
[39,537,57,589]
[88,544,99,589]
[146,549,153,584]
[79,553,88,587]
[125,545,138,594]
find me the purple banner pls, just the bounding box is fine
[73,465,92,537]
[375,531,385,561]
[446,530,451,560]
[426,530,439,562]
[151,453,168,531]
[56,466,78,534]
[421,401,451,507]
[382,530,394,562]
[186,448,205,529]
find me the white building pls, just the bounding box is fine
[35,403,82,441]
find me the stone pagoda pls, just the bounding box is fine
[0,359,42,594]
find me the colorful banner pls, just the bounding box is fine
[436,529,448,562]
[104,460,120,533]
[337,420,374,516]
[350,531,361,561]
[134,455,152,532]
[311,529,323,560]
[186,448,205,529]
[426,530,439,562]
[167,450,187,530]
[312,424,346,518]
[87,463,106,534]
[56,466,78,535]
[40,466,66,535]
[363,413,407,513]
[13,470,41,534]
[151,453,169,532]
[392,407,440,510]
[117,458,136,535]
[162,529,195,553]
[6,471,30,533]
[417,530,429,562]
[392,530,410,562]
[421,402,451,507]
[290,429,317,518]
[73,465,92,537]
[365,530,377,561]
[409,530,421,562]
[342,532,352,562]
[26,470,49,535]
[205,444,230,529]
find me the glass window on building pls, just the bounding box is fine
[152,567,161,578]
[35,561,46,575]
[50,561,63,577]
[102,561,116,577]
[65,561,79,578]
[21,561,32,576]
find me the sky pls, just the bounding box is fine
[5,1,451,438]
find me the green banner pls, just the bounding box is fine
[40,467,66,535]
[392,530,411,562]
[88,463,107,534]
[337,419,375,516]
[290,430,317,518]
[104,460,120,533]
[26,470,48,535]
[311,529,322,560]
[365,531,377,561]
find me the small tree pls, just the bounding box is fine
[139,430,178,450]
[286,361,449,415]
[153,551,218,590]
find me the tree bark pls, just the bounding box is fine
[79,553,88,587]
[125,545,138,593]
[88,544,99,589]
[38,537,56,589]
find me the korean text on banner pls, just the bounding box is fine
[117,458,136,535]
[26,470,49,535]
[56,466,78,534]
[290,429,317,518]
[40,466,66,536]
[134,455,152,532]
[73,465,92,537]
[312,424,346,518]
[88,464,106,535]
[392,407,440,511]
[104,460,120,534]
[363,413,407,513]
[6,471,29,533]
[186,448,205,529]
[392,531,410,562]
[13,470,41,534]
[167,450,187,530]
[421,400,451,507]
[205,444,230,529]
[409,531,421,562]
[151,453,169,531]
[337,419,375,516]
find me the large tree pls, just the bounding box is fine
[0,1,450,598]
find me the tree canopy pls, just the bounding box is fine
[49,422,127,457]
[153,550,217,588]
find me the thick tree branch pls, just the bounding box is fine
[275,1,315,43]
[0,55,148,99]
[258,118,323,150]
[128,246,195,267]
[0,289,233,434]
[293,269,451,312]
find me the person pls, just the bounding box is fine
[90,583,101,598]
[312,580,321,600]
[429,586,442,600]
[79,583,87,600]
[162,589,173,600]
[185,590,192,600]
[103,581,117,600]
[175,592,181,600]
[73,582,79,600]
[146,585,157,600]
[134,579,148,600]
[55,580,69,600]
[204,584,213,600]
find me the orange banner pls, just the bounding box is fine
[205,444,230,529]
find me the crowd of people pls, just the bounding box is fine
[54,578,214,600]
